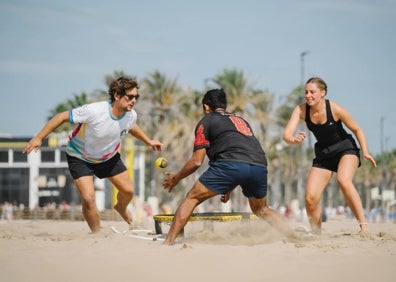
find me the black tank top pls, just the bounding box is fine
[305,99,349,147]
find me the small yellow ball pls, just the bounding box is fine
[155,157,168,169]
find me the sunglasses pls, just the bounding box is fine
[124,94,140,101]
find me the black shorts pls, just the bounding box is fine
[313,136,361,172]
[313,149,361,172]
[66,153,127,179]
[312,148,361,172]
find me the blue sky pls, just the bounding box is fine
[1,0,395,155]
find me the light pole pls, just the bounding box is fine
[379,116,386,221]
[300,51,309,87]
[380,116,385,153]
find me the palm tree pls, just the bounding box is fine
[356,149,396,220]
[139,71,188,202]
[48,92,89,133]
[90,70,135,101]
[207,68,273,141]
[273,86,305,208]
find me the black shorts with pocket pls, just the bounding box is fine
[313,135,361,172]
[66,152,127,179]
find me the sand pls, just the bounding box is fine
[1,217,395,282]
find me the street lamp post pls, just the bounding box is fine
[380,116,385,153]
[379,116,386,221]
[300,51,309,87]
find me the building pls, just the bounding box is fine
[0,134,146,211]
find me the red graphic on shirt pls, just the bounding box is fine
[229,116,252,136]
[194,124,209,147]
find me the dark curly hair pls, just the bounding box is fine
[108,77,139,102]
[202,88,227,110]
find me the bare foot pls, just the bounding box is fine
[220,191,231,203]
[310,224,321,235]
[359,223,370,237]
[114,204,133,225]
[162,240,173,246]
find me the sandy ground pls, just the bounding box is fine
[1,217,395,282]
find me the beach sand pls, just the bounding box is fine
[1,217,395,282]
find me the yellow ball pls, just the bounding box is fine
[155,157,168,169]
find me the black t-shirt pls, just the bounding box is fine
[193,111,267,167]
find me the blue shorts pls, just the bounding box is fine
[199,161,268,199]
[66,152,127,179]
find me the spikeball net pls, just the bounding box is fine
[153,212,258,235]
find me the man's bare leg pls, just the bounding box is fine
[249,197,296,238]
[74,176,101,233]
[164,181,217,245]
[109,171,134,225]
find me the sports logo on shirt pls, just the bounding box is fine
[194,124,209,147]
[120,129,128,138]
[229,116,253,136]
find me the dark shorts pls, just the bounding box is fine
[66,152,127,179]
[199,161,268,199]
[313,149,361,172]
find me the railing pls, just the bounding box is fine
[3,208,124,221]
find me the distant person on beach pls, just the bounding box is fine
[23,77,163,233]
[1,201,13,222]
[283,77,377,234]
[162,88,296,245]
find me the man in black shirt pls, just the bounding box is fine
[162,88,295,245]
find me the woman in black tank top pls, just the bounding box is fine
[283,77,377,235]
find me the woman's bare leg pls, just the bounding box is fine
[337,155,368,233]
[305,167,332,234]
